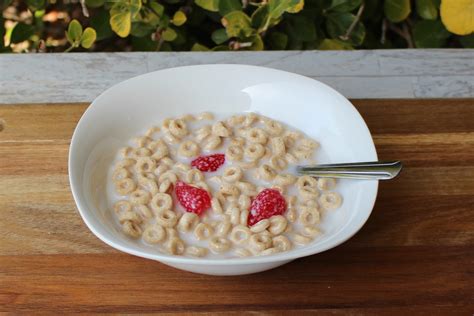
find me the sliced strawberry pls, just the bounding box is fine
[248,189,287,226]
[175,181,211,215]
[191,153,225,172]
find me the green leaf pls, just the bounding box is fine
[85,0,105,8]
[11,23,34,44]
[110,11,131,37]
[162,27,177,41]
[130,0,141,18]
[318,38,354,49]
[286,0,304,13]
[269,31,288,49]
[172,11,187,26]
[248,34,264,50]
[384,0,411,22]
[80,27,97,48]
[416,0,437,20]
[149,0,165,16]
[90,9,113,40]
[327,0,362,12]
[212,44,230,51]
[459,34,474,48]
[132,35,158,51]
[67,19,83,45]
[251,4,270,31]
[219,0,242,15]
[222,10,253,38]
[287,16,316,42]
[26,0,45,11]
[195,0,219,12]
[130,22,154,37]
[191,43,210,51]
[268,0,291,20]
[413,19,450,48]
[211,28,229,44]
[326,12,365,45]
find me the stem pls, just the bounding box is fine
[402,22,414,48]
[388,21,414,48]
[339,1,365,41]
[80,0,90,17]
[381,19,387,44]
[64,45,75,52]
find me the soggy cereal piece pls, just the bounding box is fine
[185,246,208,257]
[215,219,232,237]
[137,176,158,195]
[209,236,232,253]
[180,114,196,122]
[240,209,249,225]
[168,237,185,255]
[227,205,241,225]
[178,140,200,158]
[226,145,244,161]
[194,223,213,240]
[112,168,130,182]
[145,126,161,138]
[249,233,272,252]
[212,121,232,137]
[238,194,251,210]
[122,220,142,238]
[299,206,320,226]
[203,135,222,150]
[156,210,178,228]
[118,210,142,224]
[159,170,178,184]
[135,157,156,174]
[150,193,173,213]
[114,158,136,170]
[195,125,212,142]
[166,228,179,240]
[150,141,169,160]
[133,147,152,158]
[134,136,152,147]
[292,146,314,160]
[317,178,337,191]
[269,155,288,171]
[230,137,245,147]
[173,162,191,173]
[177,212,199,232]
[162,131,180,144]
[283,131,303,148]
[168,119,188,138]
[300,138,319,150]
[274,174,296,186]
[196,112,214,121]
[244,143,265,161]
[298,186,319,201]
[285,152,298,164]
[268,215,288,235]
[260,247,279,256]
[239,160,258,170]
[220,183,240,198]
[227,115,245,127]
[257,164,276,181]
[143,224,166,244]
[250,219,270,233]
[242,113,258,127]
[186,169,204,183]
[294,233,312,245]
[302,226,321,237]
[119,147,132,158]
[272,235,291,252]
[245,128,267,144]
[263,120,283,136]
[222,166,243,183]
[115,178,137,195]
[230,225,251,245]
[129,189,151,205]
[271,137,286,156]
[319,192,342,210]
[114,200,132,215]
[211,197,224,214]
[236,182,257,196]
[235,248,252,257]
[133,204,153,220]
[296,175,318,189]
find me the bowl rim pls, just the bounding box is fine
[69,64,378,265]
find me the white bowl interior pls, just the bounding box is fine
[69,65,378,267]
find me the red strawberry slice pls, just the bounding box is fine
[248,189,287,226]
[175,181,211,215]
[191,153,225,172]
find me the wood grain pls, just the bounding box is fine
[1,50,473,104]
[1,99,473,313]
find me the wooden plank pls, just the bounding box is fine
[1,50,473,104]
[0,99,473,313]
[1,248,472,313]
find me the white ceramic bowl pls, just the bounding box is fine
[69,64,378,276]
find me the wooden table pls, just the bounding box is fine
[1,99,473,314]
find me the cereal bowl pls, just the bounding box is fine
[69,64,378,275]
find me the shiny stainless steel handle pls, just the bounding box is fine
[296,161,402,180]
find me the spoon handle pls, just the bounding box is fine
[296,161,402,180]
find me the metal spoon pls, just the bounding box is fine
[296,161,402,180]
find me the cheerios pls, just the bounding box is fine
[244,143,265,161]
[209,236,232,253]
[274,174,296,186]
[319,192,342,210]
[194,223,213,240]
[299,207,320,226]
[317,178,337,191]
[169,119,188,138]
[129,189,151,205]
[230,225,251,244]
[250,219,270,233]
[168,237,185,255]
[133,147,152,157]
[203,135,222,150]
[112,168,130,182]
[226,145,243,161]
[294,233,312,245]
[186,169,204,183]
[271,137,286,156]
[246,128,267,144]
[143,225,166,243]
[178,140,200,157]
[212,121,232,137]
[257,164,276,181]
[156,210,178,228]
[222,166,243,183]
[115,178,136,195]
[122,220,142,238]
[249,233,272,252]
[269,155,288,171]
[264,120,283,136]
[215,220,232,237]
[211,197,224,214]
[135,157,156,174]
[272,235,291,251]
[185,246,208,257]
[195,125,211,142]
[159,170,178,184]
[196,112,214,120]
[268,215,287,235]
[150,193,173,212]
[177,212,199,232]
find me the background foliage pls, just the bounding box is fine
[1,0,473,52]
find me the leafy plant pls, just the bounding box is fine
[1,0,473,52]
